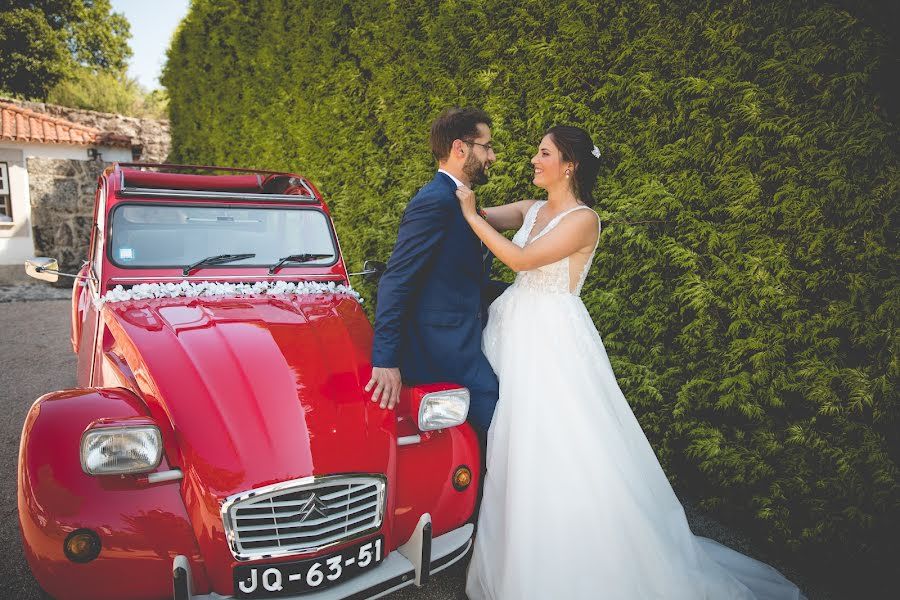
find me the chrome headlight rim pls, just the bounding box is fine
[417,388,470,431]
[80,424,163,476]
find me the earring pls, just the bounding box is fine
[565,169,571,178]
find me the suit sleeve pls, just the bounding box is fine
[371,193,451,368]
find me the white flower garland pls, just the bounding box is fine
[97,280,363,306]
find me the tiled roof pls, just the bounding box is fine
[0,102,132,147]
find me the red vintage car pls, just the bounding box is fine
[20,163,479,600]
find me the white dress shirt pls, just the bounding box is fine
[438,168,464,188]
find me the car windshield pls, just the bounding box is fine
[109,203,336,268]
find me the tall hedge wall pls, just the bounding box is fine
[164,0,898,592]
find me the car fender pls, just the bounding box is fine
[392,420,481,544]
[18,387,208,600]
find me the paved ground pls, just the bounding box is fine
[1,297,76,599]
[0,283,71,303]
[0,284,832,599]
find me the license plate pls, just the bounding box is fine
[233,536,385,598]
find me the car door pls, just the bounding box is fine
[75,179,106,387]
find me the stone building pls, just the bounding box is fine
[0,99,170,281]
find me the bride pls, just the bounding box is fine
[456,126,805,599]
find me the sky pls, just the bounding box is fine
[110,0,192,90]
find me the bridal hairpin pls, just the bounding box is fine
[591,145,601,158]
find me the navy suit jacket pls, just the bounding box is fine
[372,172,494,387]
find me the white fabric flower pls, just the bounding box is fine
[591,145,601,158]
[95,280,363,308]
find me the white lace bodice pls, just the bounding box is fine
[509,201,600,296]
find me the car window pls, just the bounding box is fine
[109,203,337,268]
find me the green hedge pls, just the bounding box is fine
[164,0,898,591]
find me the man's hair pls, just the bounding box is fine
[429,107,492,162]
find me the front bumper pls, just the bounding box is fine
[181,522,473,600]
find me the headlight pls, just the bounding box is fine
[80,426,163,475]
[417,389,469,431]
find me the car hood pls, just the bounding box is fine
[103,294,392,499]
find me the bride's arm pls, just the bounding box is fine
[457,187,598,272]
[482,200,537,231]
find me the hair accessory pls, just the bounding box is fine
[591,145,601,158]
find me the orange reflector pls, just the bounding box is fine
[453,465,472,491]
[64,529,101,563]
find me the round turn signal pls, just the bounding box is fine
[64,529,101,563]
[453,465,472,491]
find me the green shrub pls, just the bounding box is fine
[47,67,168,118]
[164,0,898,592]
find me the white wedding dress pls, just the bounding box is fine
[465,202,805,600]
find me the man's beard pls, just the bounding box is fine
[463,153,489,186]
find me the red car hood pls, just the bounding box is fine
[104,294,392,499]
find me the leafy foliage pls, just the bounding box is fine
[0,0,131,99]
[164,0,898,592]
[47,67,168,118]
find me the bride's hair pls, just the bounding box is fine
[545,126,601,207]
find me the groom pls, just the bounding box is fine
[366,107,499,436]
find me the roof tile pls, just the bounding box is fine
[0,101,132,148]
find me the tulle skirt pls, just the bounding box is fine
[465,284,804,600]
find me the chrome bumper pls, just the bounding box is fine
[176,519,473,600]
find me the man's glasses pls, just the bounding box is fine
[464,140,496,152]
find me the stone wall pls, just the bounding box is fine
[27,157,106,275]
[9,99,172,279]
[2,98,170,163]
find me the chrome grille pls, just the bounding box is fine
[222,474,386,560]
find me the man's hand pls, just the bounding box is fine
[366,367,402,409]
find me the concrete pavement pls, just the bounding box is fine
[1,299,74,599]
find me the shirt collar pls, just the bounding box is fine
[437,168,465,188]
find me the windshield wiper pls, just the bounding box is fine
[183,253,256,276]
[268,253,334,275]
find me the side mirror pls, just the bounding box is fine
[363,260,386,283]
[24,257,92,282]
[25,257,60,283]
[350,260,386,283]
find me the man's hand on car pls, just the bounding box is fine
[366,367,402,409]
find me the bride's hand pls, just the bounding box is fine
[455,185,477,218]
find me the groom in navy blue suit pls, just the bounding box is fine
[367,108,499,435]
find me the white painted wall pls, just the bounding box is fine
[0,147,31,265]
[0,142,131,265]
[1,142,132,163]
